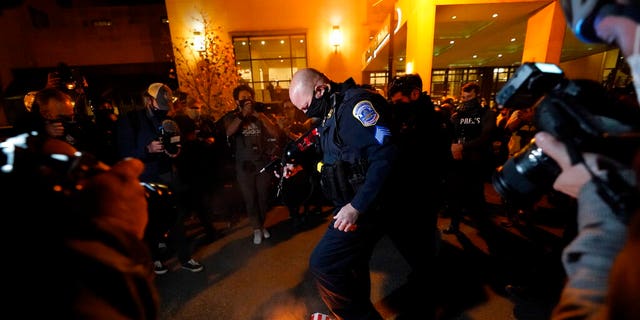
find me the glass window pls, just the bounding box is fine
[368,72,388,87]
[430,66,519,102]
[233,33,307,102]
[233,37,251,60]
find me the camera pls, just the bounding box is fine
[52,63,84,93]
[159,119,181,156]
[1,132,178,226]
[238,99,266,113]
[1,132,105,205]
[492,62,640,205]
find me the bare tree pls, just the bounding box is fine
[173,11,239,120]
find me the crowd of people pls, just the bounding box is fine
[1,1,639,319]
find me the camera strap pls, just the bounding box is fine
[592,166,638,225]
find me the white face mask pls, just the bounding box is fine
[627,25,640,105]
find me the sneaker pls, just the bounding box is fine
[253,229,262,244]
[153,260,168,275]
[181,259,204,272]
[262,228,271,239]
[310,312,334,320]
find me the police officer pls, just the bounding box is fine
[386,74,451,318]
[288,68,396,320]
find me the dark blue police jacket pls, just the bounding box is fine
[319,78,397,213]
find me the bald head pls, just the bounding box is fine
[289,68,329,114]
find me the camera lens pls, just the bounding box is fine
[492,140,562,205]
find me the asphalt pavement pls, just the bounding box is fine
[154,183,571,320]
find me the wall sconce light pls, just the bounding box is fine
[193,30,206,52]
[330,25,343,53]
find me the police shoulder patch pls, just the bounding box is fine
[352,100,379,127]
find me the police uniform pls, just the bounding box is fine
[308,78,396,320]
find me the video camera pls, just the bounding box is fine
[492,62,640,207]
[159,119,181,156]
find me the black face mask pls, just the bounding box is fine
[461,98,480,109]
[390,101,412,121]
[152,108,168,119]
[306,89,332,119]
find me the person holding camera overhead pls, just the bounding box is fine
[223,84,282,244]
[116,82,203,274]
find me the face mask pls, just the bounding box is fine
[237,99,254,112]
[152,108,168,118]
[307,89,332,119]
[391,100,412,109]
[461,99,479,109]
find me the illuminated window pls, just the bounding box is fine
[232,34,307,102]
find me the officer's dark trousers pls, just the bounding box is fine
[309,214,385,320]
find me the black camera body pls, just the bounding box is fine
[53,63,84,93]
[493,62,639,205]
[161,130,181,155]
[0,132,106,224]
[159,119,181,156]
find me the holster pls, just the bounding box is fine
[320,159,367,205]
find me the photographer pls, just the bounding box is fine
[2,135,159,319]
[493,63,640,317]
[550,1,640,318]
[12,87,99,155]
[536,131,639,320]
[116,82,203,274]
[223,84,281,245]
[46,62,91,116]
[493,1,640,318]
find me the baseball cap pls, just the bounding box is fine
[147,83,173,111]
[147,83,165,99]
